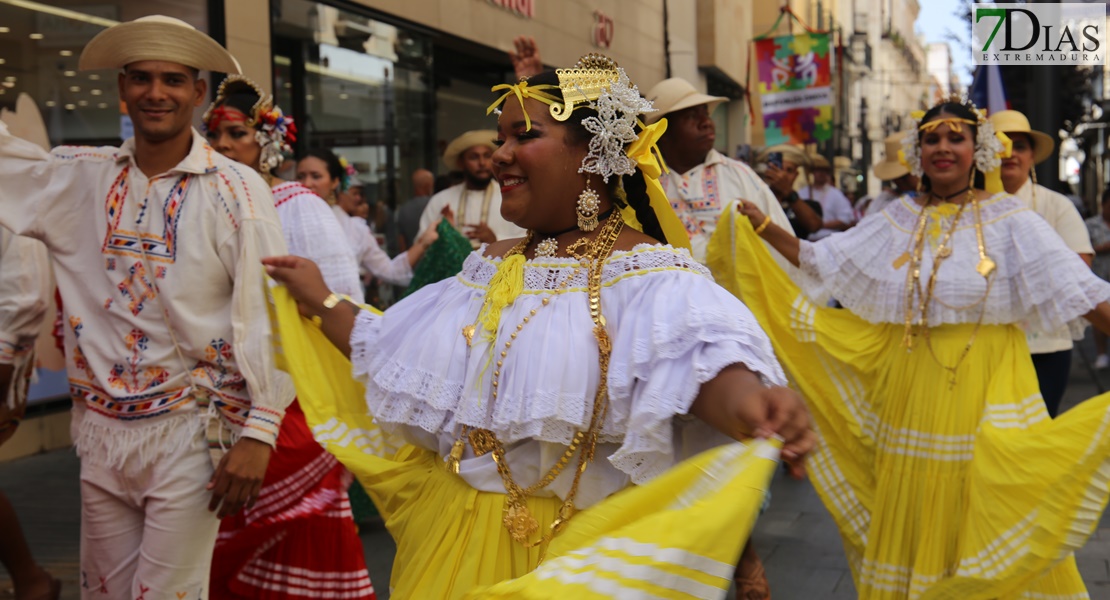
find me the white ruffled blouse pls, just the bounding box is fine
[798,193,1110,337]
[350,243,786,508]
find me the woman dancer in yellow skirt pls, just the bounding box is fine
[718,95,1110,599]
[262,55,815,599]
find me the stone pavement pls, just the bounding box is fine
[3,337,1110,599]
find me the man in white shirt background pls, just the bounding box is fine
[418,130,525,248]
[797,154,856,240]
[862,131,919,217]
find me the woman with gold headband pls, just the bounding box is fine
[202,76,377,600]
[262,56,815,598]
[722,96,1110,598]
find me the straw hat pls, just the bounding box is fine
[78,15,241,74]
[442,130,497,171]
[642,78,728,125]
[873,131,912,181]
[0,94,50,152]
[987,110,1054,164]
[756,144,810,169]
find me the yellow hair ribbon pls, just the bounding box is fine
[622,119,691,250]
[910,110,926,120]
[918,117,977,133]
[983,130,1012,194]
[486,82,562,131]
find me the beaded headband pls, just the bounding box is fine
[202,75,297,175]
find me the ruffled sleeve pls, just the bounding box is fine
[604,261,787,484]
[796,209,902,308]
[1003,209,1110,338]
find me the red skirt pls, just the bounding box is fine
[210,401,376,599]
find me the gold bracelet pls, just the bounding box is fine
[753,215,772,235]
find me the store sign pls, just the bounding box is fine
[755,33,833,145]
[593,10,614,49]
[488,0,534,19]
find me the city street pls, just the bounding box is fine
[3,336,1110,599]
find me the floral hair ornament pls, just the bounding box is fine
[203,75,297,175]
[337,156,358,192]
[898,95,1011,193]
[485,54,690,249]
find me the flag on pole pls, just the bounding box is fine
[969,64,1009,115]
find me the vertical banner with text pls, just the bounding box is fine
[755,33,833,145]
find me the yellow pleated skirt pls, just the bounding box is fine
[267,286,782,599]
[707,208,1110,600]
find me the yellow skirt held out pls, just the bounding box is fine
[706,207,1110,600]
[268,286,783,599]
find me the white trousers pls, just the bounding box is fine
[79,432,219,600]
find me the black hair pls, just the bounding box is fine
[1101,186,1110,205]
[300,148,343,183]
[916,101,985,192]
[520,70,666,244]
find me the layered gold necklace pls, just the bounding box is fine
[899,187,996,385]
[451,212,625,548]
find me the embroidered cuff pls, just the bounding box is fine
[240,405,285,446]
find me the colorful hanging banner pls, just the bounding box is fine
[755,33,833,145]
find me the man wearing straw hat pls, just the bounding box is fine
[989,109,1093,417]
[645,78,802,268]
[797,152,855,240]
[864,131,920,216]
[418,130,525,249]
[0,16,293,599]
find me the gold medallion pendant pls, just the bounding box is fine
[503,497,539,543]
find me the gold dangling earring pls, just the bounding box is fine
[577,177,600,231]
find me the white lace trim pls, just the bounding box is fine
[463,243,712,290]
[799,194,1110,337]
[351,245,785,484]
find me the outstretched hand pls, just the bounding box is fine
[736,199,768,228]
[690,364,816,472]
[262,255,330,318]
[510,36,544,79]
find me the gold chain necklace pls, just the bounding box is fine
[449,213,624,549]
[901,189,995,385]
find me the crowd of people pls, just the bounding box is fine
[0,13,1109,600]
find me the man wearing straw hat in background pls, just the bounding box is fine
[0,16,293,599]
[863,131,920,217]
[797,152,855,240]
[418,130,525,249]
[989,109,1093,417]
[645,78,808,269]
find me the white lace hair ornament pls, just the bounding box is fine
[487,54,656,182]
[899,95,1007,179]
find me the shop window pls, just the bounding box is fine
[0,1,207,146]
[273,0,433,210]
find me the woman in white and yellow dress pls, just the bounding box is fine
[722,96,1110,599]
[262,57,815,599]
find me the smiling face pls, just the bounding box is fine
[296,156,338,199]
[1000,132,1034,191]
[492,97,594,232]
[919,113,976,192]
[204,106,262,172]
[119,61,205,145]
